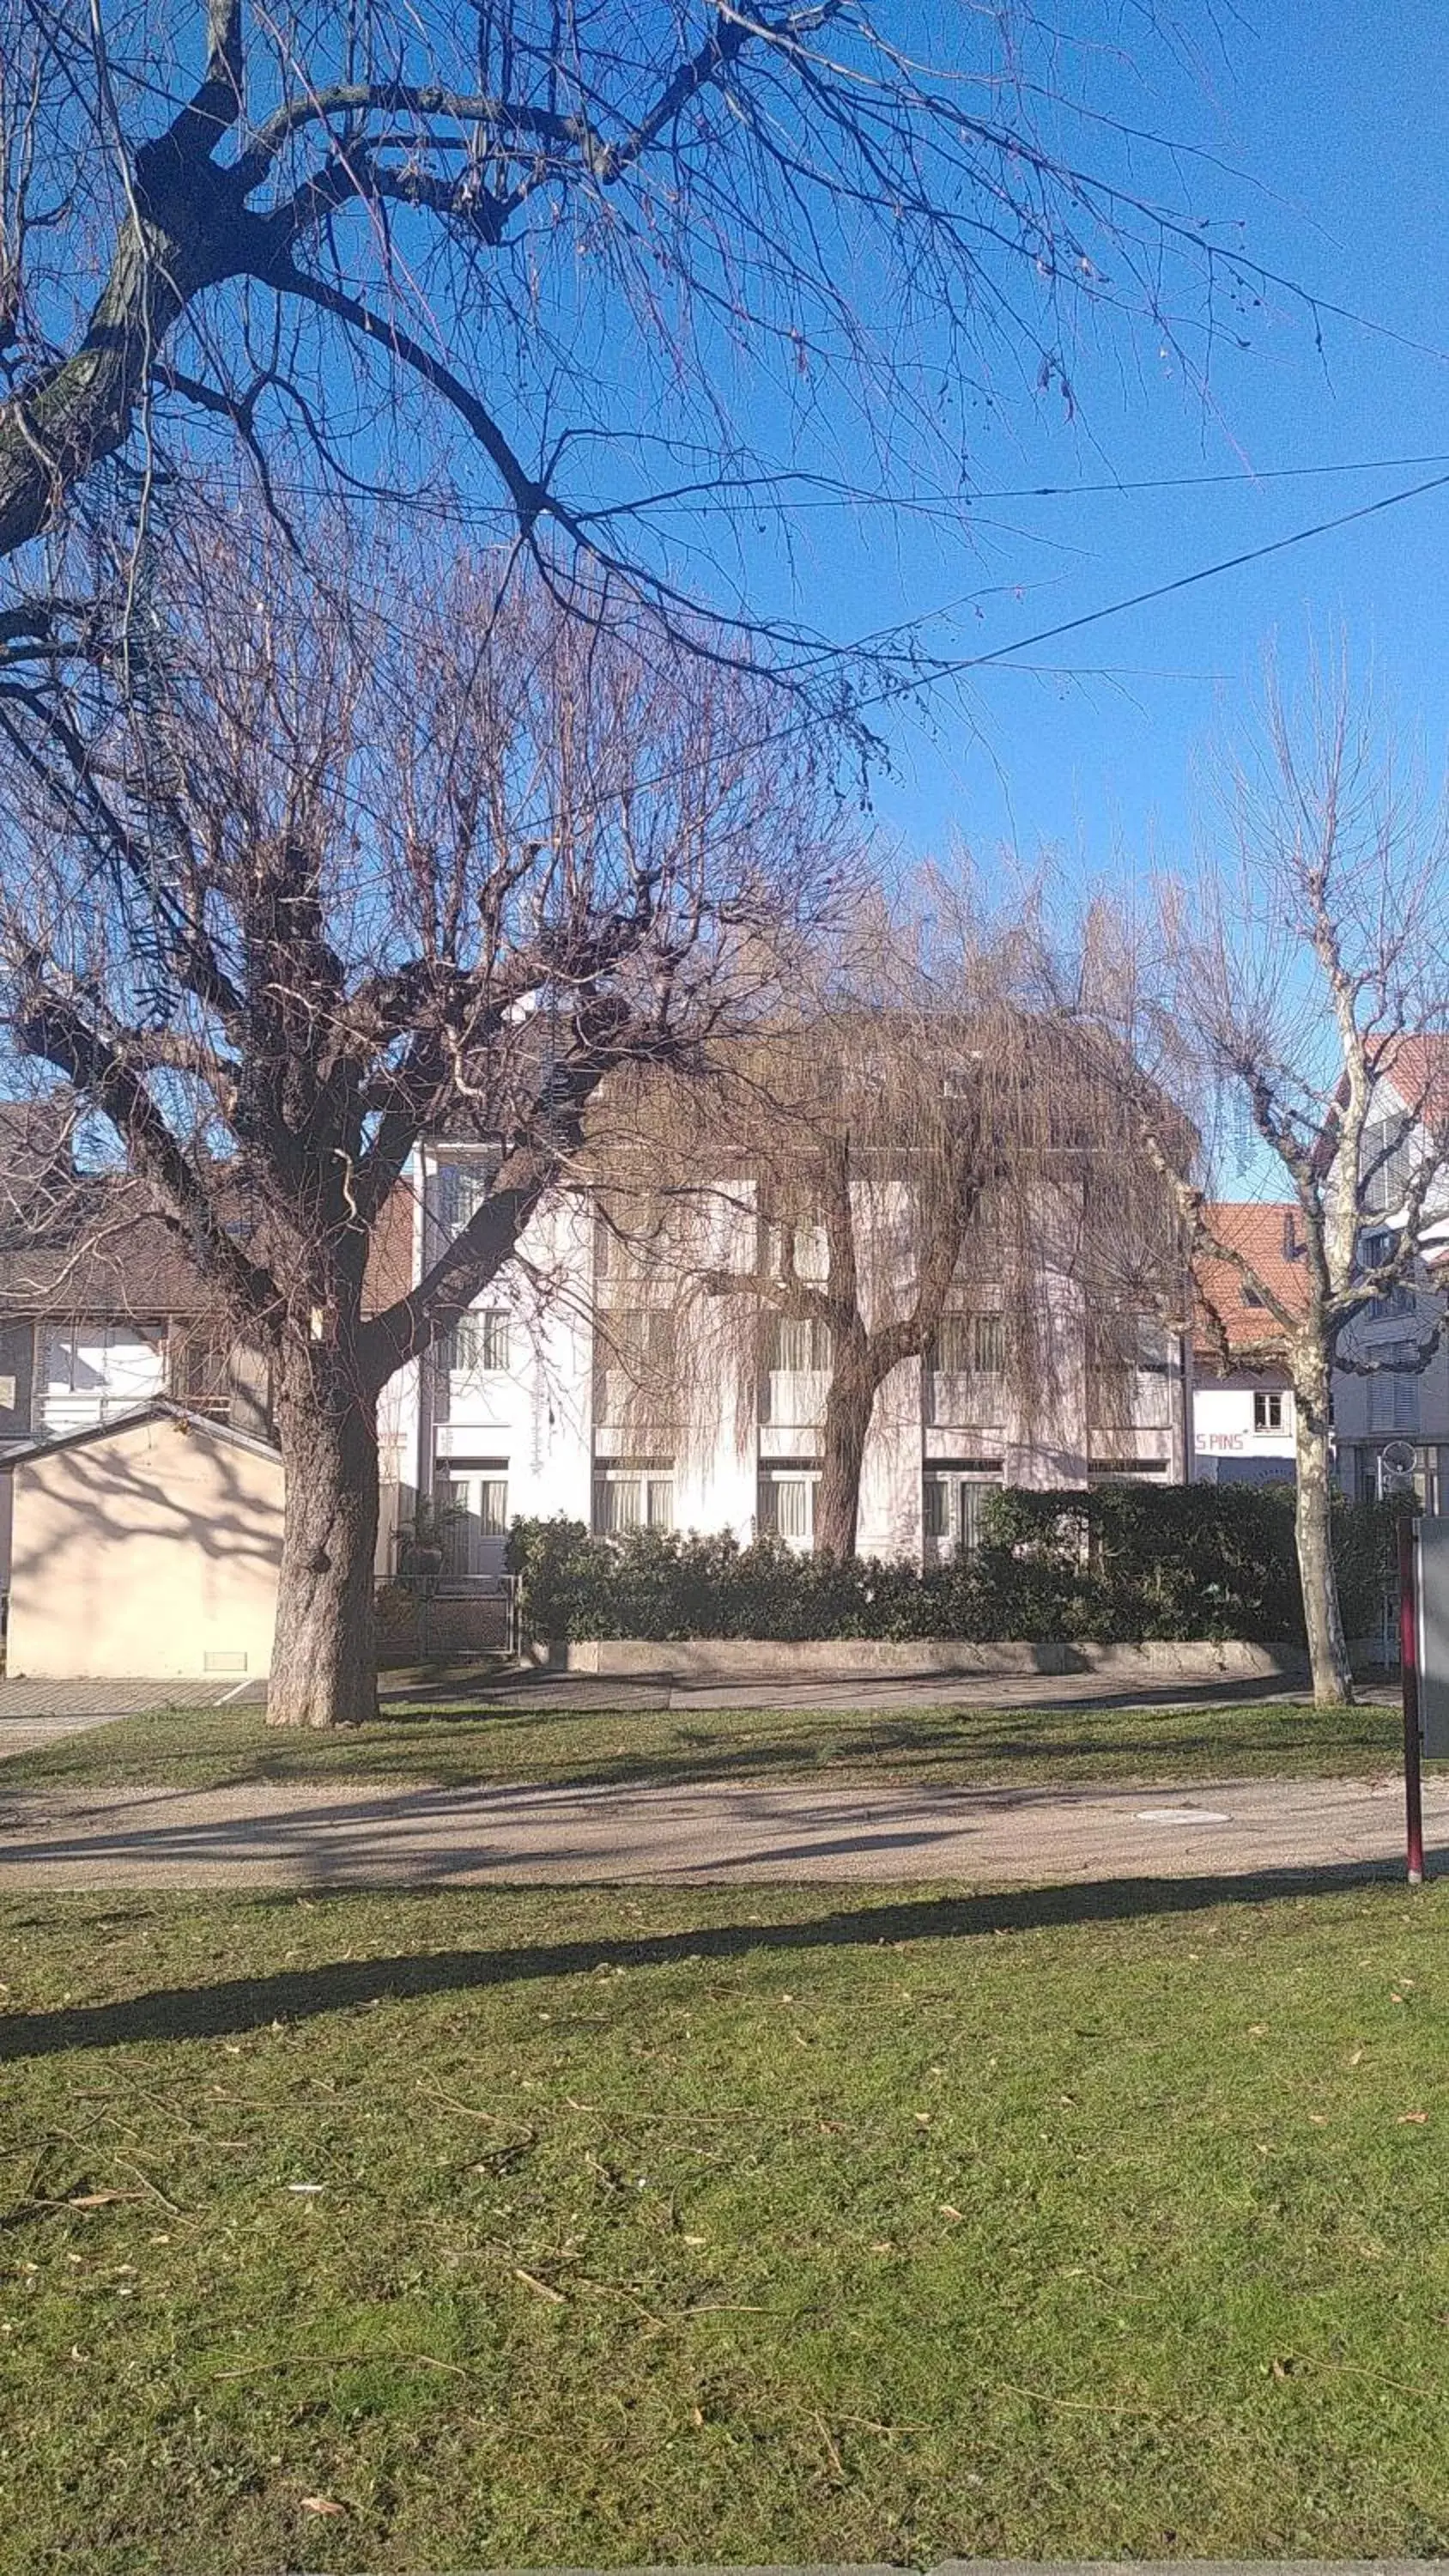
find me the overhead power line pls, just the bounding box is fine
[926,465,1449,688]
[968,452,1449,502]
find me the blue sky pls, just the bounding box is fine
[793,0,1449,884]
[97,0,1449,902]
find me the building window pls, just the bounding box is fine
[434,1158,497,1240]
[762,1218,828,1285]
[597,1310,677,1431]
[1089,1315,1170,1363]
[924,1467,1002,1555]
[1359,1226,1414,1318]
[45,1322,164,1408]
[169,1329,233,1416]
[446,1309,511,1376]
[1361,1115,1415,1218]
[770,1314,833,1373]
[1368,1285,1415,1321]
[1253,1390,1285,1433]
[592,1465,676,1534]
[935,1312,1004,1375]
[1367,1358,1421,1436]
[758,1467,817,1544]
[1087,1314,1172,1431]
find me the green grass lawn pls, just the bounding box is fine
[3,1688,1404,1797]
[3,1875,1448,2571]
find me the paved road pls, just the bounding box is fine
[0,1771,1439,1890]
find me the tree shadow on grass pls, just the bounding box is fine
[354,1719,1399,1797]
[1,1858,1425,2062]
[189,1694,1401,1796]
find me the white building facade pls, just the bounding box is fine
[1192,1373,1298,1485]
[384,1141,1194,1589]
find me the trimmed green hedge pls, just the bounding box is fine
[506,1486,1396,1648]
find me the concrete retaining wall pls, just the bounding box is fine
[556,1637,1309,1683]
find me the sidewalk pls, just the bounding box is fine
[0,1768,1437,1890]
[0,1674,268,1759]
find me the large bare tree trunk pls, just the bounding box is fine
[268,1352,380,1728]
[815,1342,882,1559]
[1294,1361,1355,1707]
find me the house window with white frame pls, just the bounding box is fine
[1253,1389,1287,1434]
[924,1460,1003,1557]
[934,1311,1005,1376]
[44,1321,166,1422]
[757,1465,817,1546]
[770,1314,833,1373]
[592,1461,676,1535]
[446,1309,511,1376]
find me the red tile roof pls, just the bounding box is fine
[1370,1033,1449,1126]
[1192,1202,1308,1363]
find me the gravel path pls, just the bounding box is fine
[0,1770,1440,1891]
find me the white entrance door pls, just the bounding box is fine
[435,1467,509,1585]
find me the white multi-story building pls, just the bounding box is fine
[383,1139,1193,1590]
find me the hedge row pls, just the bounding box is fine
[506,1485,1397,1647]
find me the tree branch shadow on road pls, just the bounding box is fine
[1,1858,1429,2061]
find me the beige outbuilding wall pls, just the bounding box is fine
[5,1409,284,1679]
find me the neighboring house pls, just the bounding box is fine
[4,1400,283,1680]
[1193,1042,1449,1506]
[1191,1202,1304,1486]
[0,1221,275,1452]
[0,1107,276,1455]
[384,1136,1193,1588]
[1331,1036,1449,1511]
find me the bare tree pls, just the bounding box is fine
[1110,678,1449,1705]
[590,888,1183,1558]
[0,2,1320,697]
[0,513,841,1723]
